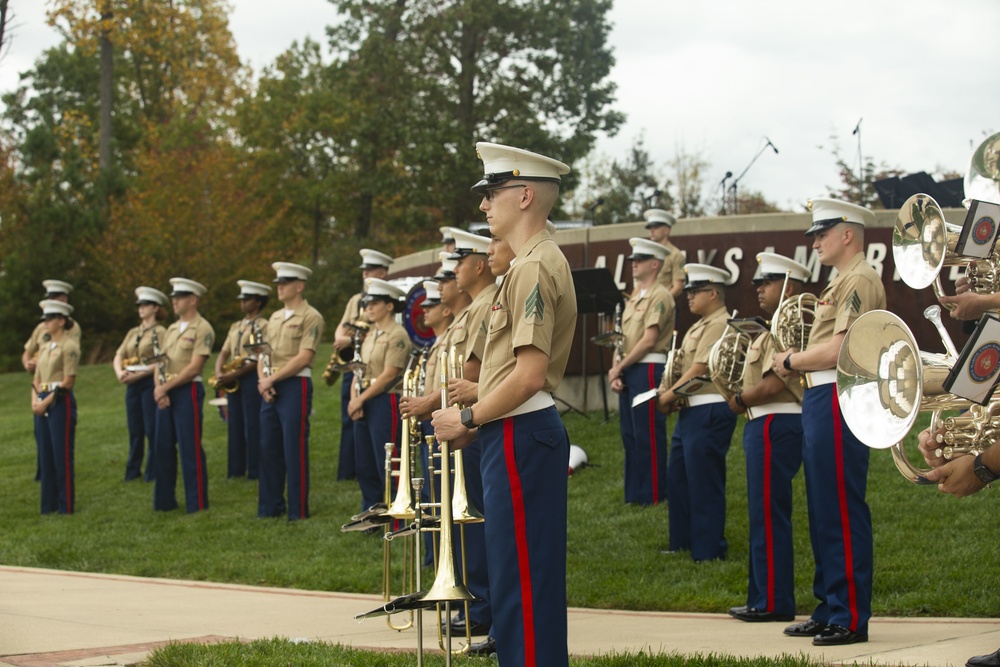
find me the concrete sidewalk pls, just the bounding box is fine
[0,565,996,666]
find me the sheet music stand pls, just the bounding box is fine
[571,267,624,422]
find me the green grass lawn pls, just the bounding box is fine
[1,361,997,618]
[4,357,1000,665]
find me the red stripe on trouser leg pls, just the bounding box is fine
[502,417,536,667]
[647,364,659,504]
[831,391,859,631]
[192,384,205,510]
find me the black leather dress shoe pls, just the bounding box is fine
[784,618,827,637]
[466,636,496,657]
[812,623,868,646]
[442,617,491,637]
[967,648,1000,667]
[729,606,795,622]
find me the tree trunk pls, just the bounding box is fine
[98,6,114,197]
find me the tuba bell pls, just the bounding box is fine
[836,306,979,484]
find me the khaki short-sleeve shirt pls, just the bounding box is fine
[465,283,498,363]
[742,331,803,403]
[34,337,80,385]
[267,301,324,369]
[622,282,676,356]
[360,320,411,393]
[116,324,167,363]
[680,305,729,373]
[25,321,81,356]
[223,316,268,361]
[339,292,364,327]
[807,252,886,356]
[163,315,215,375]
[480,230,578,398]
[656,240,685,292]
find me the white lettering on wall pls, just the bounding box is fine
[696,248,718,265]
[867,243,887,279]
[723,247,743,284]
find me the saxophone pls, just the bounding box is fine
[208,354,247,394]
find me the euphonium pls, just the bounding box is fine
[208,354,247,394]
[836,305,980,484]
[708,311,749,401]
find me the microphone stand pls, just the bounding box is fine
[729,139,778,215]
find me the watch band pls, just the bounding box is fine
[973,454,999,485]
[783,354,793,371]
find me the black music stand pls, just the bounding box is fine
[571,267,624,422]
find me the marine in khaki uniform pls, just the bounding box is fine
[644,209,685,299]
[433,142,578,667]
[214,280,271,480]
[772,198,885,646]
[331,249,393,481]
[112,286,169,482]
[153,278,215,513]
[23,280,81,374]
[725,253,810,624]
[32,299,80,514]
[348,278,410,512]
[608,237,676,506]
[257,263,324,521]
[656,264,737,561]
[437,226,496,639]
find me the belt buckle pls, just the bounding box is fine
[799,375,807,389]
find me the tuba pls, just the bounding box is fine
[708,311,749,401]
[836,305,984,484]
[892,193,1000,307]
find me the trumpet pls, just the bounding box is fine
[836,305,983,484]
[150,327,168,385]
[244,320,273,399]
[208,354,247,394]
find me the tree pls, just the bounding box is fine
[572,134,659,225]
[821,133,904,209]
[664,146,708,219]
[0,0,10,61]
[326,0,624,237]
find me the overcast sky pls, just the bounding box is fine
[2,0,997,213]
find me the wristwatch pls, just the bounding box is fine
[973,454,999,486]
[783,354,793,371]
[460,407,476,429]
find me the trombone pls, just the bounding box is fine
[355,348,476,667]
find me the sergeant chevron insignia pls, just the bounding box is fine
[847,289,862,314]
[525,283,544,320]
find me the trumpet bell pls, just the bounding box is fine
[893,194,953,290]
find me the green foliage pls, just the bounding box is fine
[821,133,904,209]
[575,134,660,225]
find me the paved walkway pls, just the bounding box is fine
[0,565,997,666]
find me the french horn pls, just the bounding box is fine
[771,292,818,353]
[708,311,749,401]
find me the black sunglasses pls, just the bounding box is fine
[484,184,526,201]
